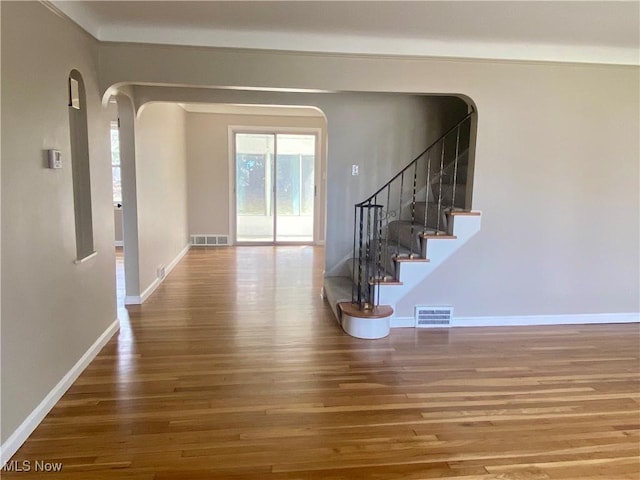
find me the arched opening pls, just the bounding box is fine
[101,83,478,312]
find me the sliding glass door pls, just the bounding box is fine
[235,132,316,244]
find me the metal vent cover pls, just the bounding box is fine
[191,235,229,247]
[415,306,453,328]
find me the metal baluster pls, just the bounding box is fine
[374,196,383,288]
[372,204,379,307]
[409,162,418,257]
[385,184,391,277]
[436,137,446,235]
[424,152,432,232]
[451,124,461,211]
[397,171,405,254]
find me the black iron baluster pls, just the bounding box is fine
[452,124,461,211]
[424,151,432,232]
[371,204,378,307]
[374,196,383,289]
[385,184,391,276]
[409,162,417,257]
[436,136,446,235]
[397,171,405,255]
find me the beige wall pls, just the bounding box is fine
[186,111,327,241]
[1,2,116,443]
[135,102,189,292]
[398,71,640,317]
[100,42,640,317]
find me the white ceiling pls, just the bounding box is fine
[51,1,640,65]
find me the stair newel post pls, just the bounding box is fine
[452,122,462,210]
[436,136,446,235]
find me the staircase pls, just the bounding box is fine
[324,111,481,338]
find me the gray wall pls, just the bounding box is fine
[1,2,116,442]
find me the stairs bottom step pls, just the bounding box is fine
[339,302,393,339]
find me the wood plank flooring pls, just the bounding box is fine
[5,246,640,479]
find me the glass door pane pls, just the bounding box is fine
[235,133,275,243]
[275,134,315,242]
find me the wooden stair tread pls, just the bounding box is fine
[394,257,430,263]
[420,234,457,239]
[448,210,481,216]
[338,302,393,319]
[374,279,403,285]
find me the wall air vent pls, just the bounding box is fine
[415,306,453,328]
[190,235,229,247]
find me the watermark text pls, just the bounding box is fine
[2,460,64,473]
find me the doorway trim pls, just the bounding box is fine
[228,125,324,246]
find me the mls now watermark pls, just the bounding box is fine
[2,460,63,473]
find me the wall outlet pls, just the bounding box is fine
[157,265,166,279]
[351,164,359,176]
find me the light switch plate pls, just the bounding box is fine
[47,149,62,169]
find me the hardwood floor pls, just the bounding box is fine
[5,246,639,479]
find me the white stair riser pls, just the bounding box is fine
[378,214,481,309]
[342,314,391,339]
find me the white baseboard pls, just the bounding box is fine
[389,312,639,329]
[125,243,190,305]
[0,318,120,467]
[166,243,190,274]
[129,274,160,305]
[453,312,639,327]
[390,316,415,328]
